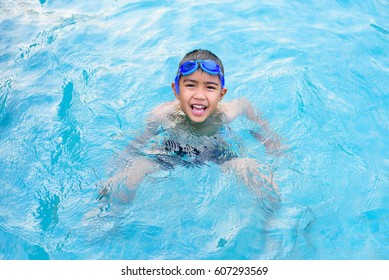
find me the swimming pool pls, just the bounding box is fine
[0,0,388,260]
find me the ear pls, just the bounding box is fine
[219,87,227,101]
[171,82,179,99]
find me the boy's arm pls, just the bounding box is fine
[98,101,177,202]
[129,100,178,149]
[224,98,285,155]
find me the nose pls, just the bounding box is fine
[193,87,206,99]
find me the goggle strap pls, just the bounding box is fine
[174,74,180,94]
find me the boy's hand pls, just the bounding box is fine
[249,130,288,156]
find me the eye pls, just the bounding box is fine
[206,85,217,90]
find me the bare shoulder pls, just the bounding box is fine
[148,100,180,123]
[220,98,251,122]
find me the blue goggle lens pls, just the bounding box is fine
[199,60,221,74]
[180,61,198,74]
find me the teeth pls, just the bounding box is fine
[192,105,206,109]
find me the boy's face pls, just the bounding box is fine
[172,70,227,123]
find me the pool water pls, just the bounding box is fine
[0,0,388,260]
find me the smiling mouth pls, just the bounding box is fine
[191,104,207,116]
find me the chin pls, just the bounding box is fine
[189,117,206,123]
[187,114,209,123]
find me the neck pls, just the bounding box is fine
[183,113,224,136]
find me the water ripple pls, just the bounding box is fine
[0,0,388,260]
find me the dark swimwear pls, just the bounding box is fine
[147,138,238,169]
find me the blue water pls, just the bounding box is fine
[0,0,388,260]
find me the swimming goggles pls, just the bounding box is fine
[174,60,225,94]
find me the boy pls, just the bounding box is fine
[98,49,283,207]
